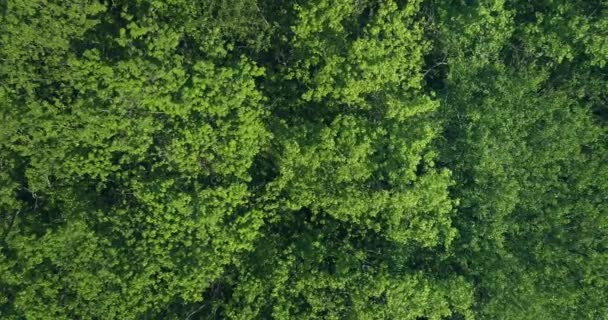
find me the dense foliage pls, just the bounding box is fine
[1,0,606,319]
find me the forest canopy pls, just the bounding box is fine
[0,0,607,319]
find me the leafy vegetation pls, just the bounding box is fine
[1,0,606,319]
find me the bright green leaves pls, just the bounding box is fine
[272,112,455,246]
[436,0,514,62]
[1,0,606,319]
[228,1,468,318]
[383,273,474,320]
[511,0,608,67]
[0,0,105,93]
[0,1,270,318]
[222,213,470,319]
[269,0,455,248]
[290,0,428,108]
[162,58,268,181]
[2,220,125,319]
